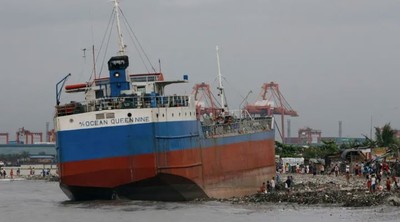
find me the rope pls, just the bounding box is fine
[120,8,156,73]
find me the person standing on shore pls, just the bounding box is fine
[371,174,376,193]
[386,177,391,192]
[334,164,339,177]
[276,172,281,185]
[392,175,399,190]
[266,180,271,193]
[354,164,359,176]
[270,177,276,192]
[285,176,292,194]
[367,176,372,192]
[360,162,365,176]
[10,169,13,179]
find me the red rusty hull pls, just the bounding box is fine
[59,139,275,200]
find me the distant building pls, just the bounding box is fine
[284,127,322,145]
[298,127,321,144]
[27,155,55,164]
[284,127,365,146]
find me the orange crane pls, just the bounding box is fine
[47,129,56,143]
[192,82,223,119]
[246,82,298,143]
[16,127,43,144]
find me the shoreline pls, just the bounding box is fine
[2,171,399,207]
[0,174,59,182]
[217,173,400,207]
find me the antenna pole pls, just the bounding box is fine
[92,45,97,79]
[216,46,227,112]
[114,0,126,55]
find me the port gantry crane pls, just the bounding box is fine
[192,82,224,119]
[245,82,298,143]
[16,127,43,144]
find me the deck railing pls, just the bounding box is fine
[201,116,273,138]
[55,95,190,116]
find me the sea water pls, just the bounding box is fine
[0,180,398,222]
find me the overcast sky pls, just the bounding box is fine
[1,0,400,140]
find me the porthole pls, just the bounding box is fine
[156,113,159,118]
[172,113,174,117]
[162,114,165,117]
[69,119,74,123]
[127,113,132,117]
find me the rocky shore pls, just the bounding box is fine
[4,172,400,207]
[24,174,60,182]
[224,173,400,207]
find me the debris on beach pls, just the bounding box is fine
[226,173,400,207]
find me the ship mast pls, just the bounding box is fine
[114,0,126,55]
[216,46,228,112]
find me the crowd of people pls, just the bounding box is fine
[259,158,400,194]
[362,160,399,192]
[0,166,53,179]
[0,168,20,179]
[259,173,294,194]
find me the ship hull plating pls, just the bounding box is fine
[57,128,275,201]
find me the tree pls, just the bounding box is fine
[375,123,399,149]
[361,135,377,148]
[275,141,302,157]
[300,140,339,159]
[319,140,339,155]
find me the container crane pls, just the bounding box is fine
[16,127,43,144]
[192,82,223,119]
[299,127,321,144]
[246,82,298,143]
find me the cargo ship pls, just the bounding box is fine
[54,0,275,201]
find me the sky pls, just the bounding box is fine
[1,0,400,140]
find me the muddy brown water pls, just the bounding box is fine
[0,180,399,222]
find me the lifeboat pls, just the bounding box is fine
[65,83,88,93]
